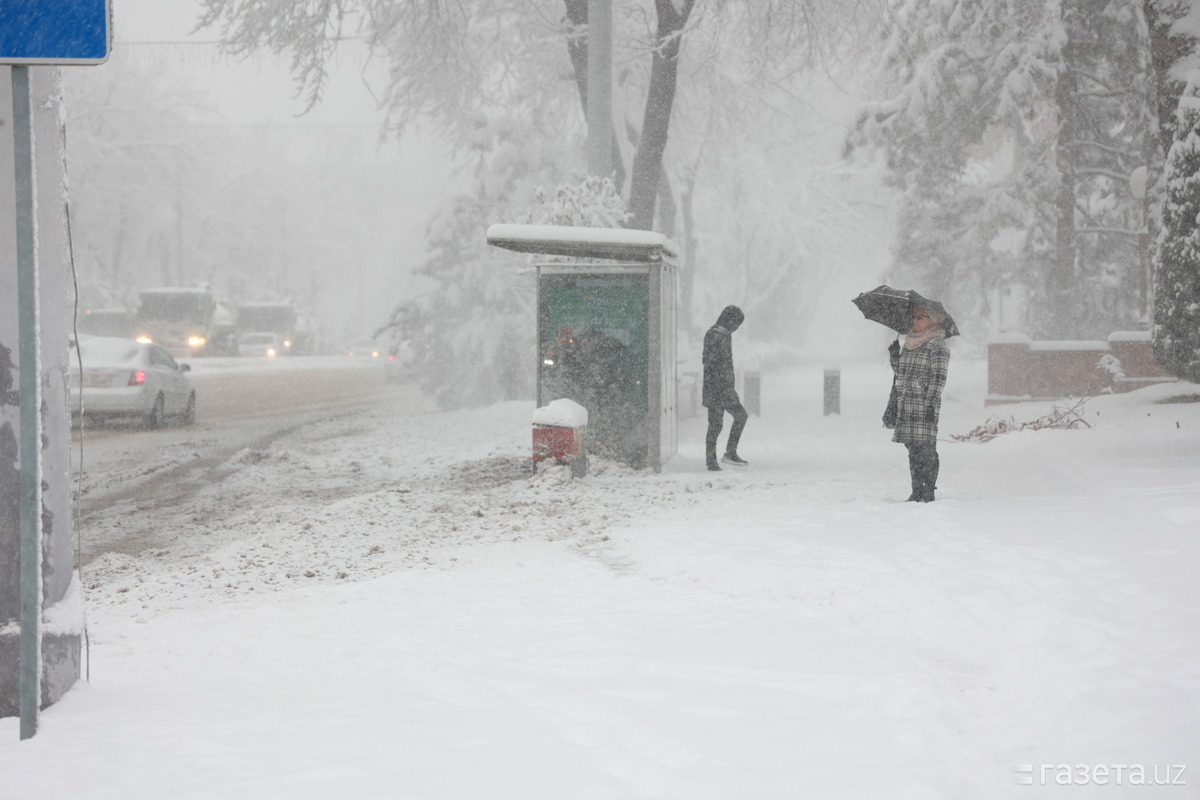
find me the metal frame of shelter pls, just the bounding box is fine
[486,224,679,472]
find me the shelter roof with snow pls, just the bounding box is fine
[486,224,679,264]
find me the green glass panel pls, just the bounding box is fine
[538,273,649,467]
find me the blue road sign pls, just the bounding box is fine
[1,0,111,65]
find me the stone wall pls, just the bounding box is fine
[987,331,1177,405]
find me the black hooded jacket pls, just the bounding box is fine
[702,306,744,409]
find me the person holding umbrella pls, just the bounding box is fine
[702,305,748,471]
[893,306,951,501]
[852,286,958,502]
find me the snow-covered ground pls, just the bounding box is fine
[3,358,1198,799]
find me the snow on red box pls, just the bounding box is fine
[530,398,589,476]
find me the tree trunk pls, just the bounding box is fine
[678,171,696,335]
[1047,10,1084,340]
[657,169,676,240]
[564,0,589,105]
[1050,59,1081,340]
[628,0,693,231]
[1051,162,1078,338]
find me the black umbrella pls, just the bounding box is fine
[851,285,961,338]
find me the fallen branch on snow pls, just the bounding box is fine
[951,398,1092,443]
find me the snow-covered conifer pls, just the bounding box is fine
[1152,72,1200,382]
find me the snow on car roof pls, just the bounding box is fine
[77,336,142,365]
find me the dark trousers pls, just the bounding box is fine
[706,403,748,465]
[905,442,939,501]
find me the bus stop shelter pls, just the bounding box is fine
[486,224,679,472]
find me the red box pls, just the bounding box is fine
[532,424,583,464]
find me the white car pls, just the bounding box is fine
[70,337,195,428]
[239,331,284,358]
[345,338,380,358]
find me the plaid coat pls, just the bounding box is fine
[891,336,949,445]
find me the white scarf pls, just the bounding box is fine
[904,326,946,350]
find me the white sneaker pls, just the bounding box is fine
[721,453,748,467]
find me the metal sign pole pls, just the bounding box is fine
[12,63,44,741]
[4,0,110,739]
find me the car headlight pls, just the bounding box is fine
[187,336,207,347]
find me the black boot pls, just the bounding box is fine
[922,445,939,502]
[906,444,922,501]
[906,443,938,502]
[914,443,938,502]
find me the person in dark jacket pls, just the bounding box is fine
[702,305,748,470]
[540,324,580,404]
[892,306,950,501]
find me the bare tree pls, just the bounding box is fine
[197,0,866,234]
[198,0,880,402]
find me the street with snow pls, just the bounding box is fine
[3,359,1198,798]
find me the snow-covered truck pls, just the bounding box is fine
[135,287,237,357]
[235,301,307,356]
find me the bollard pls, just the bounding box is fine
[823,368,840,415]
[744,370,761,416]
[682,370,700,418]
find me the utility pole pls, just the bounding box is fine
[586,0,612,179]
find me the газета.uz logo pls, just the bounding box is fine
[1014,763,1186,787]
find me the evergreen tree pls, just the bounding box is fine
[1045,0,1151,337]
[1142,0,1200,323]
[1145,0,1200,157]
[1152,73,1200,382]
